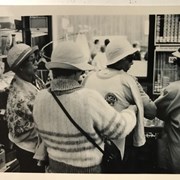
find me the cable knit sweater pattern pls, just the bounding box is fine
[33,78,136,168]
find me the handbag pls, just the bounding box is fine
[50,91,122,173]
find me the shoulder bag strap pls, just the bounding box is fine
[50,91,104,154]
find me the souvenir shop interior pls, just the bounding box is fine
[0,14,180,173]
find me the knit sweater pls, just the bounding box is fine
[33,78,136,168]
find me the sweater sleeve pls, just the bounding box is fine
[87,90,137,139]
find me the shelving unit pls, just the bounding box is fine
[151,14,180,95]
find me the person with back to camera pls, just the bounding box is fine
[5,43,46,172]
[84,38,157,172]
[32,40,138,173]
[155,48,180,173]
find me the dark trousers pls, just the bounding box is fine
[14,145,45,173]
[48,158,101,173]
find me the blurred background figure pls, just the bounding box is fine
[90,39,100,61]
[132,41,141,60]
[104,39,110,48]
[92,46,107,71]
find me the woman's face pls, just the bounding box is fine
[20,53,38,76]
[116,55,134,72]
[122,58,133,72]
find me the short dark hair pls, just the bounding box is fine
[100,46,105,53]
[94,39,99,44]
[107,61,121,70]
[107,54,134,70]
[104,39,110,46]
[52,68,80,78]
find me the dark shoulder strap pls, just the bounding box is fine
[50,91,104,154]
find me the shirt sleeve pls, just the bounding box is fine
[154,84,177,121]
[87,90,137,140]
[134,77,157,119]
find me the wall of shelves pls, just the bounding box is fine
[155,14,180,44]
[153,49,178,94]
[150,14,180,95]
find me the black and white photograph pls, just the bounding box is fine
[0,2,180,179]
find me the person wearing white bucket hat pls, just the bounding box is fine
[154,48,180,173]
[46,41,93,71]
[6,43,46,172]
[84,38,156,172]
[33,40,138,173]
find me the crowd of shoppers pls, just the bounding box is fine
[3,38,180,174]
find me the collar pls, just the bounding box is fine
[50,78,82,93]
[96,68,125,79]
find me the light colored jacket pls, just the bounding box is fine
[84,69,156,157]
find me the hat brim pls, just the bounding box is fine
[106,48,137,66]
[46,61,94,71]
[172,51,180,58]
[11,46,39,71]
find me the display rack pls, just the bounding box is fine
[155,14,180,44]
[152,14,180,95]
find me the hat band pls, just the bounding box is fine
[11,46,38,70]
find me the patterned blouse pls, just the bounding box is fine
[6,74,45,152]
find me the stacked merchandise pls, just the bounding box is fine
[153,50,178,94]
[153,14,180,95]
[155,15,180,44]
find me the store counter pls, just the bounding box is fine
[123,118,164,173]
[0,149,20,172]
[144,118,164,139]
[135,118,164,173]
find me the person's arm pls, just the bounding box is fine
[134,77,157,119]
[154,85,176,121]
[88,91,137,140]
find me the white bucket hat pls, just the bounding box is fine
[7,43,38,71]
[106,39,137,66]
[172,48,180,58]
[46,41,94,71]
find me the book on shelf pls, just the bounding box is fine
[178,21,180,43]
[156,14,180,44]
[153,50,179,94]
